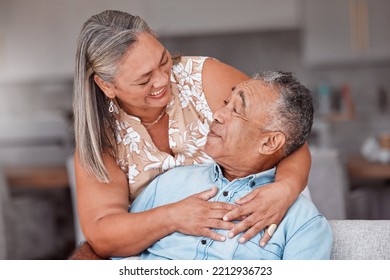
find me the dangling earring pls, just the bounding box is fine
[108,99,114,113]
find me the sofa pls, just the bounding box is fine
[67,219,390,260]
[329,220,390,260]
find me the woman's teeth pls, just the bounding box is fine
[149,87,165,96]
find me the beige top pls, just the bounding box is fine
[110,56,214,202]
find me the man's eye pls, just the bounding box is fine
[161,57,169,65]
[233,108,241,115]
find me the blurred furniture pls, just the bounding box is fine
[330,220,390,260]
[0,171,7,259]
[346,155,390,186]
[66,155,85,246]
[303,0,390,66]
[346,155,390,219]
[0,167,57,259]
[0,113,76,259]
[308,148,348,219]
[4,165,68,188]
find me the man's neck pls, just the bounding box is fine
[221,165,262,181]
[220,159,279,181]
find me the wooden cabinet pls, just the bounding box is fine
[302,0,390,66]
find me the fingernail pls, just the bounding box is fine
[220,236,226,241]
[223,216,228,221]
[239,237,246,244]
[260,242,265,247]
[228,232,234,239]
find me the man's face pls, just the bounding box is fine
[204,79,278,169]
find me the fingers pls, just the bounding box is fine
[234,189,257,205]
[205,219,234,231]
[223,204,250,222]
[209,201,237,211]
[259,224,277,247]
[227,215,266,240]
[201,229,227,242]
[227,220,277,246]
[206,209,235,220]
[259,231,272,247]
[196,186,218,200]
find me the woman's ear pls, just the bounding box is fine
[94,74,115,98]
[258,132,286,155]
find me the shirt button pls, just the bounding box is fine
[201,239,207,245]
[250,181,256,187]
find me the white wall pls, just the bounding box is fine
[0,0,299,83]
[0,0,146,83]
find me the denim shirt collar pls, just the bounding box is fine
[211,163,275,188]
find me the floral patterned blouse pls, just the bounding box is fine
[110,56,214,202]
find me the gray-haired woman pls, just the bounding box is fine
[73,10,311,258]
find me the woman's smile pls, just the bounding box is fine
[148,86,167,98]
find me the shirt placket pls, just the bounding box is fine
[193,177,249,259]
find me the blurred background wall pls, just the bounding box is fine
[0,0,389,259]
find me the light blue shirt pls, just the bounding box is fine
[130,163,333,260]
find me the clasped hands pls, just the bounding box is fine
[172,182,287,247]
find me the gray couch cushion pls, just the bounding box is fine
[330,220,390,260]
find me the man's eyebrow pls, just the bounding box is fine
[134,50,167,82]
[238,90,246,108]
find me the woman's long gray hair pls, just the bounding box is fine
[73,10,154,183]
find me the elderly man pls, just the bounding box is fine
[125,71,332,260]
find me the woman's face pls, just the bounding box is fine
[103,32,173,115]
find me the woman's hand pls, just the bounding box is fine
[222,181,296,246]
[171,186,237,242]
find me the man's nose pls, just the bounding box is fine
[213,107,226,124]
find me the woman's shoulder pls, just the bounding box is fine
[171,56,210,74]
[170,56,210,88]
[174,55,209,64]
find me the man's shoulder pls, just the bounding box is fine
[291,195,321,213]
[284,195,328,227]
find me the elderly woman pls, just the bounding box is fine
[73,10,311,258]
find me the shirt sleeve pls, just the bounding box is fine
[282,215,333,260]
[129,177,160,213]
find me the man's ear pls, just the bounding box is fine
[94,74,115,98]
[258,132,286,155]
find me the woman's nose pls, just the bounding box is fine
[152,69,168,88]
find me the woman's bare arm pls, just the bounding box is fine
[202,58,250,112]
[75,151,175,257]
[75,151,234,258]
